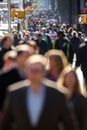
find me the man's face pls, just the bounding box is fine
[27,63,45,83]
[26,33,30,38]
[16,51,30,65]
[38,36,42,41]
[42,29,46,34]
[5,37,13,47]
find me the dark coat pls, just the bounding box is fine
[0,47,12,70]
[36,40,48,55]
[0,68,25,111]
[46,35,52,50]
[76,43,87,71]
[71,94,87,130]
[55,38,73,63]
[2,85,78,130]
[70,37,81,54]
[76,43,87,85]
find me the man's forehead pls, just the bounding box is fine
[29,63,44,68]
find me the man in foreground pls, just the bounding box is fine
[2,54,78,130]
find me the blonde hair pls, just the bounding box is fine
[45,49,68,68]
[49,55,64,73]
[57,66,82,95]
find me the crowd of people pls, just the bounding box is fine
[0,10,87,130]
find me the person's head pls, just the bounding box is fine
[14,33,18,38]
[37,34,43,41]
[16,45,34,67]
[25,54,47,84]
[49,55,64,73]
[22,30,26,36]
[42,27,47,34]
[57,31,65,39]
[57,66,81,98]
[78,32,82,37]
[13,31,18,37]
[1,35,13,48]
[45,49,68,71]
[27,40,39,54]
[72,31,78,38]
[26,32,30,39]
[62,23,66,29]
[3,50,17,70]
[68,27,73,33]
[34,31,38,37]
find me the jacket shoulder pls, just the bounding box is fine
[8,80,30,92]
[43,78,67,95]
[79,43,86,48]
[43,79,65,98]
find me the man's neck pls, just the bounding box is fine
[31,82,42,93]
[17,64,25,73]
[38,40,42,42]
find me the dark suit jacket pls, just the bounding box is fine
[71,94,87,130]
[0,68,25,111]
[0,47,13,70]
[55,38,73,63]
[35,40,48,55]
[76,43,87,71]
[46,35,52,50]
[2,85,78,130]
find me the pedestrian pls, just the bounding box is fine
[36,34,48,55]
[45,49,68,81]
[2,54,78,130]
[55,31,71,62]
[76,39,87,89]
[78,32,84,44]
[70,31,81,60]
[0,35,14,70]
[57,66,87,130]
[27,40,40,54]
[1,50,17,73]
[0,44,34,111]
[13,31,20,46]
[42,27,52,50]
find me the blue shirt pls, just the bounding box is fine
[27,86,46,126]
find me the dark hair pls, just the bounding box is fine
[38,34,42,37]
[57,31,65,37]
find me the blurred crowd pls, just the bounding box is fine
[0,10,87,130]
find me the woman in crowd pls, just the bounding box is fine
[45,49,68,81]
[57,66,87,130]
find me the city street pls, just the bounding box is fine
[0,0,87,130]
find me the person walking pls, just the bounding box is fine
[2,54,78,130]
[57,66,87,130]
[36,34,48,55]
[0,45,34,111]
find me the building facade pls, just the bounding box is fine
[53,0,82,24]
